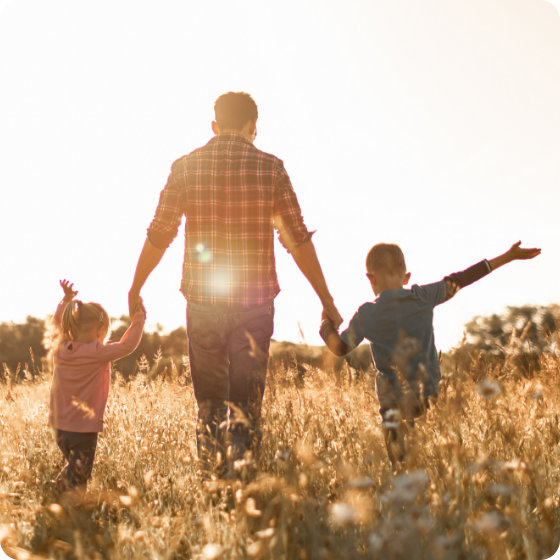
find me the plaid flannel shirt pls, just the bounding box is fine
[147,133,313,307]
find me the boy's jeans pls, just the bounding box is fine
[375,373,435,468]
[186,300,274,476]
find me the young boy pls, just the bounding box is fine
[320,241,540,467]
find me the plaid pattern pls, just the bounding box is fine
[148,133,312,307]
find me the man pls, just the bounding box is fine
[128,92,342,477]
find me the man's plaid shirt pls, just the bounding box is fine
[147,133,313,307]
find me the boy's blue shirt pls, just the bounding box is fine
[340,280,447,398]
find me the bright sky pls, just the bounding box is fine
[1,0,559,350]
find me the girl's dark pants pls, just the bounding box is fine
[56,429,98,488]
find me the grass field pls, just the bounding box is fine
[0,351,559,560]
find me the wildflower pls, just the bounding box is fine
[294,442,317,466]
[234,457,256,471]
[431,534,459,558]
[531,383,544,400]
[347,477,376,490]
[119,495,133,507]
[48,503,64,516]
[488,484,513,496]
[388,470,428,505]
[203,544,223,560]
[473,511,505,537]
[273,451,290,462]
[245,497,262,518]
[369,533,384,553]
[328,502,357,525]
[247,541,263,557]
[255,528,275,539]
[502,459,525,472]
[143,470,155,487]
[476,380,501,400]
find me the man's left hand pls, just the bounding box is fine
[128,291,143,319]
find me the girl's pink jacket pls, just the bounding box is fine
[49,299,145,433]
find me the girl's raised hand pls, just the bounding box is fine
[60,279,78,301]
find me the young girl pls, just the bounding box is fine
[50,279,146,490]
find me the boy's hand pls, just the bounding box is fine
[489,241,541,272]
[60,279,78,302]
[505,241,541,262]
[322,301,343,329]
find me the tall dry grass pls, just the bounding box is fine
[0,350,559,559]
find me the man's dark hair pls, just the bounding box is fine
[214,92,258,131]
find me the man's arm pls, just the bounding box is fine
[443,241,541,302]
[289,240,343,328]
[272,163,342,328]
[128,238,167,318]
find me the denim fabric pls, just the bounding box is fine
[186,299,274,475]
[376,373,437,467]
[375,371,434,421]
[56,429,98,488]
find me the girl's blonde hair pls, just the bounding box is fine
[61,300,111,343]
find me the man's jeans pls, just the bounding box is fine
[186,300,274,476]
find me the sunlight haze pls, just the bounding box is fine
[1,0,559,350]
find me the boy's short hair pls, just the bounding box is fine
[214,92,258,131]
[366,243,407,276]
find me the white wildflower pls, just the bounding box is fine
[388,470,429,505]
[328,502,357,525]
[202,544,223,560]
[473,511,504,537]
[347,477,376,490]
[476,380,501,400]
[369,533,384,553]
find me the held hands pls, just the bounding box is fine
[505,241,541,262]
[60,279,78,302]
[128,290,144,320]
[322,301,343,330]
[134,300,147,321]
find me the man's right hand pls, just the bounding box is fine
[322,301,343,330]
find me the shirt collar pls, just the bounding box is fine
[208,132,252,146]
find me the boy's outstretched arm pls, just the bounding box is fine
[444,241,541,301]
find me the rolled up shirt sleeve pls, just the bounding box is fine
[443,259,492,302]
[147,159,185,249]
[273,163,314,253]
